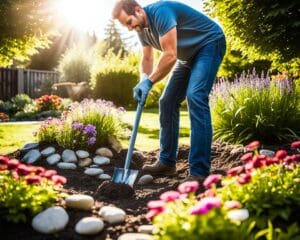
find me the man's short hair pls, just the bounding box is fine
[112,0,141,19]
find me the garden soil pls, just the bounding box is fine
[0,142,287,240]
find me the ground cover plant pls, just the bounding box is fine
[211,70,300,144]
[148,141,300,240]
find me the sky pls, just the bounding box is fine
[56,0,203,40]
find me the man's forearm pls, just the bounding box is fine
[140,57,153,76]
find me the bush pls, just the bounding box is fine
[0,94,33,116]
[0,156,66,223]
[211,70,300,145]
[91,51,139,108]
[35,95,62,112]
[57,45,92,84]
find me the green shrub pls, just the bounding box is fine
[91,51,139,108]
[10,94,33,112]
[58,45,92,84]
[211,70,300,144]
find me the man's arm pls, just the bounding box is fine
[148,27,177,84]
[141,45,154,76]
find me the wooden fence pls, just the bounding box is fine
[0,68,60,100]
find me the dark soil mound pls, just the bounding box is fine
[95,181,135,199]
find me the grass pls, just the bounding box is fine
[0,108,190,155]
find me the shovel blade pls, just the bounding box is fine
[112,168,139,187]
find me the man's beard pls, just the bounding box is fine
[133,14,146,32]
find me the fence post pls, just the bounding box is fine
[17,68,24,94]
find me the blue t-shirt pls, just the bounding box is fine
[138,1,224,61]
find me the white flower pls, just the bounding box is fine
[227,209,249,222]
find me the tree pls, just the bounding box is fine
[102,19,128,57]
[0,0,56,67]
[203,0,300,71]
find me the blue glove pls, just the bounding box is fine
[133,78,153,104]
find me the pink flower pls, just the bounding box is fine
[25,175,42,185]
[246,141,260,151]
[41,170,57,179]
[178,181,199,194]
[17,164,33,176]
[204,189,216,197]
[227,166,244,177]
[7,159,20,170]
[51,175,67,185]
[236,173,251,185]
[160,191,181,202]
[291,141,300,149]
[190,197,221,215]
[240,152,253,162]
[275,150,287,159]
[34,166,45,175]
[145,209,161,219]
[147,200,165,212]
[203,174,222,189]
[224,200,242,209]
[0,156,9,165]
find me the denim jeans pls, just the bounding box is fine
[159,36,226,176]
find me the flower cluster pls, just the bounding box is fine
[0,155,66,223]
[71,122,97,146]
[35,95,62,111]
[0,112,9,122]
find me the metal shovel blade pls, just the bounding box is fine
[112,168,139,187]
[112,102,144,186]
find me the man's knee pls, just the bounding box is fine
[186,89,208,107]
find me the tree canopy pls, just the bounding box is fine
[0,0,56,67]
[204,0,300,69]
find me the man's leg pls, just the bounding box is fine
[187,37,226,177]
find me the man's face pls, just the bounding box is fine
[118,9,145,32]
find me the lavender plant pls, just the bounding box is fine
[211,69,300,144]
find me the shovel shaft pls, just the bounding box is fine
[124,102,143,170]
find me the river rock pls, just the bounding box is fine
[93,156,110,165]
[78,158,92,167]
[137,175,153,185]
[99,174,111,180]
[118,233,153,240]
[75,217,104,235]
[57,162,77,170]
[99,206,126,224]
[76,150,89,159]
[108,136,122,152]
[41,147,56,157]
[259,149,275,158]
[132,150,145,161]
[21,142,39,153]
[23,149,41,164]
[84,168,104,176]
[62,149,77,163]
[46,154,61,165]
[31,207,69,234]
[95,147,113,158]
[138,225,155,234]
[65,194,94,210]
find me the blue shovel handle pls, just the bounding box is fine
[123,102,143,170]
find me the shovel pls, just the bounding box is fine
[112,101,144,187]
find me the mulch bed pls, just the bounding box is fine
[0,141,287,240]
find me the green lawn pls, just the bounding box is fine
[0,109,190,155]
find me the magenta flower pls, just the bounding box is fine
[147,200,165,212]
[160,190,181,202]
[41,169,57,179]
[291,141,300,149]
[275,150,287,159]
[146,209,161,219]
[17,164,33,176]
[25,175,42,185]
[236,173,251,185]
[203,174,222,189]
[240,152,253,162]
[178,181,199,194]
[51,175,67,185]
[0,156,9,165]
[246,141,260,151]
[227,166,244,177]
[190,197,221,215]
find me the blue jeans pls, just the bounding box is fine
[159,36,226,177]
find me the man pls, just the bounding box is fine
[112,0,226,182]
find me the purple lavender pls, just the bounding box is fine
[83,124,97,136]
[71,122,84,130]
[87,137,96,145]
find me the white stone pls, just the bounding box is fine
[41,147,56,157]
[57,162,77,170]
[31,207,69,234]
[46,154,61,165]
[95,147,113,158]
[118,233,153,240]
[62,149,77,163]
[138,225,154,234]
[99,174,111,180]
[108,136,122,153]
[78,158,92,167]
[93,156,110,165]
[65,194,94,210]
[76,150,89,159]
[23,149,41,164]
[137,175,153,185]
[99,206,126,224]
[259,149,275,158]
[84,168,104,176]
[75,217,104,235]
[21,142,39,153]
